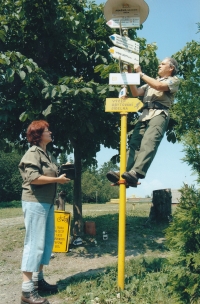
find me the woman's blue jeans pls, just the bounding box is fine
[21,201,55,272]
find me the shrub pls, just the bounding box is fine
[0,151,22,202]
[165,185,200,303]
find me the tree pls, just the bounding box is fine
[164,29,200,302]
[81,161,119,203]
[166,39,200,144]
[0,150,22,202]
[0,0,159,233]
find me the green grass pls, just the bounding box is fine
[0,200,22,218]
[55,257,174,304]
[0,202,178,303]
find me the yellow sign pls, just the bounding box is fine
[105,97,143,112]
[53,211,71,252]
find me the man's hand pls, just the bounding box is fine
[134,64,142,73]
[128,64,142,74]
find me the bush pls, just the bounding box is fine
[0,200,21,208]
[165,185,200,303]
[0,151,22,202]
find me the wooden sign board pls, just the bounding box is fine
[109,34,140,53]
[109,46,139,65]
[53,211,71,252]
[105,97,143,112]
[109,73,140,85]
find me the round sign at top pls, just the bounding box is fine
[104,0,149,25]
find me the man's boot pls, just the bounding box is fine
[21,290,49,304]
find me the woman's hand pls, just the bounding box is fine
[57,174,70,184]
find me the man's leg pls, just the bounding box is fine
[126,120,146,172]
[132,113,169,178]
[106,120,145,185]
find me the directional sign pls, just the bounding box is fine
[109,47,139,65]
[107,17,140,28]
[105,97,143,113]
[109,34,139,54]
[109,73,140,85]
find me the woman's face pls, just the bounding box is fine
[40,127,52,145]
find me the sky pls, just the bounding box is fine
[93,0,200,197]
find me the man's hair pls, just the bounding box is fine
[166,57,179,76]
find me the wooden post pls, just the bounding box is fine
[148,188,172,222]
[57,191,66,211]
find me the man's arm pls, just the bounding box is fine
[128,65,170,97]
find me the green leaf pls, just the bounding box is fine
[60,85,67,93]
[74,89,80,95]
[43,104,52,117]
[19,112,28,122]
[26,65,32,73]
[51,88,57,98]
[18,70,26,80]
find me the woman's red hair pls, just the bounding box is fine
[26,120,49,145]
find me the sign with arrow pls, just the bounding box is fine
[105,97,143,113]
[106,17,140,28]
[109,46,139,65]
[109,34,139,54]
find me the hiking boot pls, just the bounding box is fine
[21,290,49,304]
[121,170,139,186]
[34,279,58,294]
[106,171,120,183]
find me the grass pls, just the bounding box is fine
[0,200,22,218]
[58,257,173,304]
[0,202,178,303]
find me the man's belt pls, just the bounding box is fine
[142,101,169,110]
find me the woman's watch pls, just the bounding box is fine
[140,72,145,79]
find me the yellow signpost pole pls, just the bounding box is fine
[118,112,127,290]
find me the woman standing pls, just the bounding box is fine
[19,120,70,304]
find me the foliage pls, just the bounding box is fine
[0,200,21,209]
[0,150,22,202]
[165,185,200,303]
[166,40,200,144]
[180,132,200,183]
[81,161,119,203]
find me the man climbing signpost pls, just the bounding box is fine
[104,0,180,292]
[103,0,149,291]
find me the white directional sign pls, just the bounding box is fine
[109,34,139,54]
[107,17,140,28]
[109,73,140,85]
[109,47,139,65]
